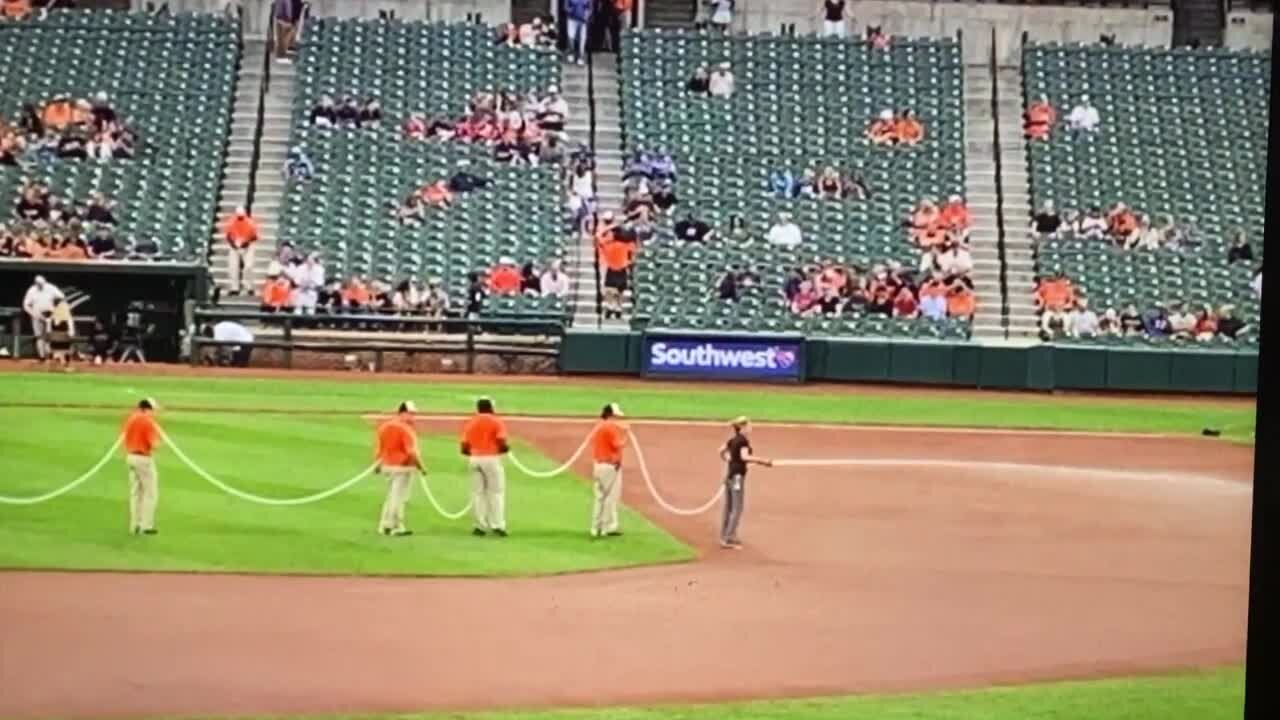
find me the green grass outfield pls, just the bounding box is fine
[0,371,1258,441]
[0,407,693,575]
[180,667,1243,720]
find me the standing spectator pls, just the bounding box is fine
[466,272,487,317]
[271,0,302,63]
[766,212,802,248]
[708,62,735,98]
[605,0,633,52]
[708,0,734,33]
[23,275,64,361]
[564,0,592,65]
[1227,231,1254,264]
[1066,95,1100,133]
[821,0,847,37]
[539,259,571,298]
[222,207,260,296]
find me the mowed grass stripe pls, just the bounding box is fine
[0,372,1255,440]
[0,410,693,576]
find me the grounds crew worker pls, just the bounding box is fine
[376,401,423,537]
[590,403,627,538]
[718,416,772,550]
[122,398,162,535]
[461,397,510,536]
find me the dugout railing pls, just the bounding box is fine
[191,308,565,373]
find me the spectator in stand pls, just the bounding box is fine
[1217,305,1246,341]
[85,192,116,225]
[395,193,426,225]
[939,194,971,241]
[1141,304,1172,340]
[1078,206,1108,240]
[90,92,116,131]
[687,65,710,95]
[310,95,337,128]
[867,25,891,50]
[1097,307,1121,336]
[1228,231,1254,264]
[782,267,805,302]
[1118,303,1143,337]
[895,110,925,146]
[342,275,372,312]
[816,166,842,199]
[918,272,948,320]
[1066,299,1100,339]
[1023,95,1056,141]
[564,0,592,65]
[1107,202,1139,248]
[1031,200,1061,236]
[842,172,871,200]
[1066,95,1101,133]
[938,239,973,278]
[1040,302,1068,339]
[222,206,260,296]
[910,199,944,248]
[290,253,325,315]
[1168,302,1197,340]
[1033,273,1076,314]
[260,272,294,313]
[488,257,523,295]
[539,259,570,298]
[821,0,848,37]
[717,266,742,302]
[946,281,976,322]
[789,281,818,316]
[766,211,803,248]
[653,179,678,215]
[336,96,360,128]
[867,109,897,145]
[272,0,302,63]
[708,0,734,33]
[2,0,32,21]
[404,113,429,140]
[87,225,117,258]
[519,261,542,296]
[708,62,735,98]
[358,97,383,128]
[1134,214,1162,251]
[1193,305,1219,341]
[419,180,455,209]
[284,145,314,182]
[536,86,569,135]
[892,286,919,319]
[465,272,487,317]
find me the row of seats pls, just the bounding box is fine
[1024,41,1267,347]
[277,18,565,312]
[620,29,968,338]
[0,9,237,258]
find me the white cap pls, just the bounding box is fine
[608,402,625,417]
[399,400,417,413]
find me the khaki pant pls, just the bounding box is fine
[379,466,414,532]
[274,21,295,59]
[592,462,622,535]
[227,244,256,293]
[469,456,506,531]
[127,453,158,532]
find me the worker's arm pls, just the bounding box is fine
[741,446,773,467]
[460,441,471,456]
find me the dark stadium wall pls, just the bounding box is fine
[158,0,514,37]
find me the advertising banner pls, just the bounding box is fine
[642,334,805,381]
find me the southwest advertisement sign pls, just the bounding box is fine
[642,334,805,381]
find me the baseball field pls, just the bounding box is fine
[0,365,1257,719]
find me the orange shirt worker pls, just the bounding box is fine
[460,397,510,536]
[122,398,162,535]
[375,401,424,537]
[589,403,628,538]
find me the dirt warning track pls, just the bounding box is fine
[0,419,1254,720]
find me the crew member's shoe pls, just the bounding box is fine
[492,528,508,537]
[719,539,740,550]
[141,528,158,536]
[606,531,623,537]
[389,528,412,537]
[379,527,392,536]
[472,528,487,537]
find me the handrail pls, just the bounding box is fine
[991,26,1011,339]
[245,4,273,215]
[586,26,604,328]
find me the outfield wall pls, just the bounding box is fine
[560,332,1258,394]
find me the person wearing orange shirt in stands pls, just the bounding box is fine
[867,109,897,145]
[596,211,636,319]
[946,280,977,321]
[488,257,523,294]
[2,0,33,21]
[1107,202,1140,248]
[1024,94,1057,141]
[341,275,371,311]
[938,194,972,241]
[122,398,163,535]
[40,94,76,132]
[910,199,944,248]
[260,273,293,313]
[1033,273,1076,313]
[419,180,454,208]
[374,401,425,537]
[222,206,260,296]
[589,403,628,538]
[461,397,511,536]
[895,110,925,146]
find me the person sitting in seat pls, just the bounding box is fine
[87,225,118,258]
[866,25,891,50]
[16,182,50,221]
[892,286,919,319]
[909,199,943,248]
[1117,303,1143,337]
[488,257,523,295]
[918,272,949,320]
[1106,202,1139,248]
[310,95,338,128]
[1031,200,1061,236]
[789,281,819,317]
[1216,305,1246,341]
[766,211,803,248]
[687,65,710,95]
[536,86,569,134]
[1066,299,1100,339]
[1192,305,1219,341]
[895,110,925,146]
[1227,230,1254,264]
[673,212,714,243]
[946,280,976,322]
[1251,265,1263,300]
[841,172,870,200]
[341,275,372,312]
[1,0,32,21]
[57,128,89,159]
[938,194,971,240]
[419,180,454,208]
[1133,213,1161,251]
[1033,273,1076,314]
[284,145,314,182]
[708,62,735,98]
[395,193,426,225]
[358,97,382,128]
[1078,206,1108,240]
[404,113,429,141]
[1023,95,1056,141]
[816,166,843,199]
[335,95,361,128]
[539,259,570,298]
[1066,95,1101,133]
[867,109,897,145]
[1167,302,1197,340]
[83,192,117,225]
[260,272,294,313]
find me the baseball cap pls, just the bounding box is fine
[730,415,750,428]
[139,397,159,410]
[398,401,417,413]
[606,402,625,417]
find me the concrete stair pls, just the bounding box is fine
[207,41,263,296]
[209,52,296,307]
[645,0,697,29]
[569,53,630,331]
[997,66,1042,340]
[963,64,1005,341]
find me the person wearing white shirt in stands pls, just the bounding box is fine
[23,275,65,360]
[289,253,325,315]
[539,260,571,298]
[1066,95,1101,133]
[708,62,735,98]
[211,320,255,367]
[766,212,803,248]
[1066,299,1099,339]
